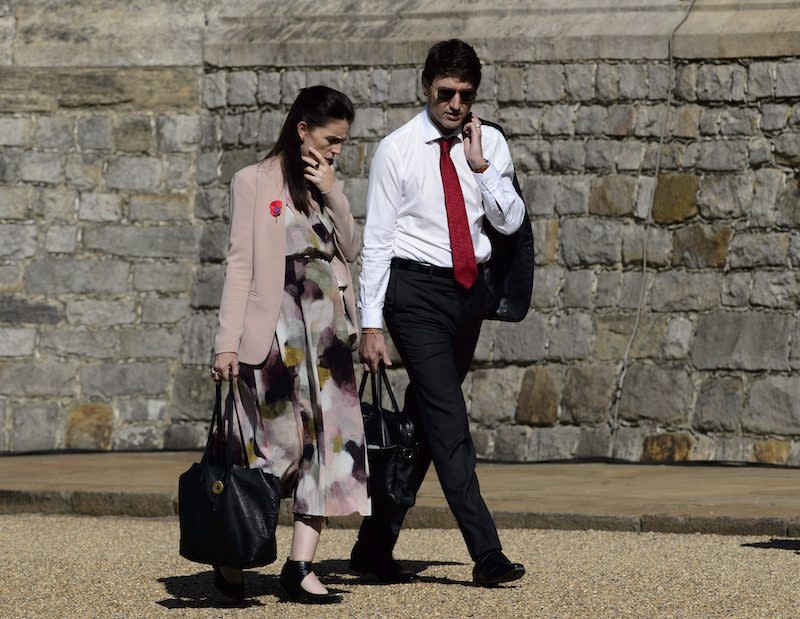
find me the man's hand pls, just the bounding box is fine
[462,114,486,171]
[359,331,393,373]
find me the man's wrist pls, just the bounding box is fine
[362,327,384,335]
[470,159,490,173]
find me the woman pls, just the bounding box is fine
[211,85,369,605]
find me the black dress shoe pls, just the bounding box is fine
[350,542,418,583]
[472,551,525,587]
[212,565,245,601]
[279,559,343,604]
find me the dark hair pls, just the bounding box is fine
[421,39,482,89]
[266,85,354,214]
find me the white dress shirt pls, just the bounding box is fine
[358,108,526,328]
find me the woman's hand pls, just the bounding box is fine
[212,352,239,381]
[302,147,336,193]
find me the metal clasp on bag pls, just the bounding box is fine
[212,480,224,494]
[400,447,415,460]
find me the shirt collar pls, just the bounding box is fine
[421,106,463,144]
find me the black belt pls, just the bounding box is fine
[391,257,484,278]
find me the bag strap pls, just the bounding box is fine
[200,381,223,465]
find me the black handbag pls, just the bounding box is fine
[178,378,281,568]
[360,366,417,507]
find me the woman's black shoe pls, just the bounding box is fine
[212,565,245,601]
[279,559,343,604]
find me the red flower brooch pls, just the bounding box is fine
[269,200,282,221]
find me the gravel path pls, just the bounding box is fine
[1,514,798,618]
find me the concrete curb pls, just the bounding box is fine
[2,488,799,537]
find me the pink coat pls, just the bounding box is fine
[214,157,361,364]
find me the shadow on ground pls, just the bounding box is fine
[740,539,800,554]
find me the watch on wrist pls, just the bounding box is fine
[471,159,490,174]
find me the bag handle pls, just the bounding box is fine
[223,377,252,472]
[200,380,224,466]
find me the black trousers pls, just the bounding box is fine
[357,263,502,562]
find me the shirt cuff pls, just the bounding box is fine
[359,307,384,329]
[474,162,503,193]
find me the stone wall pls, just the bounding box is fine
[2,1,800,465]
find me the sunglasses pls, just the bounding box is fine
[435,87,477,103]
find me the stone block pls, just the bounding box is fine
[533,218,559,266]
[661,316,694,360]
[595,313,665,361]
[81,362,170,398]
[0,328,35,357]
[749,62,775,98]
[650,272,720,311]
[585,141,619,172]
[531,266,563,309]
[617,63,648,99]
[65,403,113,450]
[697,64,746,101]
[792,236,800,267]
[548,313,593,361]
[606,105,635,136]
[10,402,61,452]
[595,64,618,102]
[550,140,585,172]
[742,375,800,434]
[648,64,671,100]
[388,68,418,104]
[112,115,152,153]
[0,186,30,219]
[34,116,73,149]
[171,366,213,421]
[239,111,260,146]
[611,425,646,462]
[562,269,593,308]
[470,428,494,460]
[750,272,796,309]
[183,313,216,364]
[221,115,241,145]
[575,425,612,459]
[511,139,550,173]
[671,105,701,139]
[0,265,20,292]
[562,364,615,424]
[631,176,655,219]
[721,272,752,307]
[256,71,281,106]
[750,169,784,227]
[0,224,36,260]
[106,156,162,192]
[523,176,555,216]
[469,367,524,427]
[749,136,773,166]
[529,426,580,461]
[776,177,800,226]
[493,313,547,363]
[634,104,667,138]
[692,311,790,370]
[541,105,574,136]
[761,104,790,131]
[575,105,606,135]
[715,109,756,136]
[227,71,257,106]
[0,117,30,146]
[83,225,200,258]
[20,152,62,184]
[671,224,731,268]
[39,327,117,358]
[368,69,388,104]
[697,173,754,219]
[560,218,622,267]
[200,116,218,148]
[164,422,207,449]
[618,364,692,424]
[0,360,77,396]
[753,440,790,465]
[195,187,229,221]
[164,155,193,192]
[0,297,63,325]
[564,63,595,101]
[622,225,671,266]
[494,425,533,461]
[158,115,201,152]
[350,107,384,139]
[24,259,128,294]
[588,175,637,217]
[619,270,651,310]
[595,271,620,307]
[0,149,20,182]
[642,433,692,463]
[554,175,591,215]
[78,192,122,222]
[526,65,563,102]
[692,376,744,432]
[198,151,222,185]
[129,194,192,222]
[64,153,103,189]
[112,424,164,450]
[66,300,136,326]
[203,72,226,109]
[45,225,78,253]
[776,62,800,97]
[191,265,224,308]
[142,298,190,324]
[651,174,698,223]
[729,233,790,268]
[516,365,563,427]
[120,327,181,359]
[77,116,112,150]
[696,141,748,171]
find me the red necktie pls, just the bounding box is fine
[439,137,478,289]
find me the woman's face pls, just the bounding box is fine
[297,118,350,165]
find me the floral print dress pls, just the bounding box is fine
[235,201,370,518]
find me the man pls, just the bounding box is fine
[351,39,527,587]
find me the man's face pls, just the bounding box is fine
[424,75,477,134]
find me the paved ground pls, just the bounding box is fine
[1,514,799,619]
[2,452,800,535]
